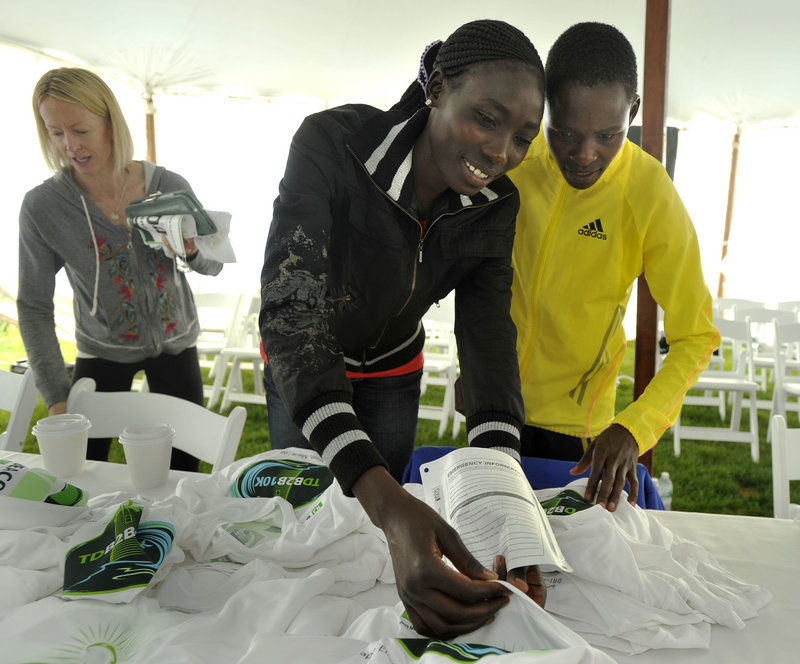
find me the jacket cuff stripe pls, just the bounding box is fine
[490,446,521,462]
[299,398,389,495]
[321,429,371,467]
[301,401,355,439]
[466,413,522,457]
[467,420,521,444]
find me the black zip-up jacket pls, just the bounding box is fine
[260,104,524,494]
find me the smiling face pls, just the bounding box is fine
[38,95,114,178]
[416,61,544,205]
[545,81,640,190]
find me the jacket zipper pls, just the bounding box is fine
[349,145,511,359]
[367,201,505,360]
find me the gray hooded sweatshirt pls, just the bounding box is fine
[17,161,223,407]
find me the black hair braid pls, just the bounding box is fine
[393,41,443,113]
[391,19,543,113]
[545,22,638,104]
[435,20,542,78]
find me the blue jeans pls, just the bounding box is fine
[263,364,422,481]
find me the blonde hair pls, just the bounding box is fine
[32,67,134,175]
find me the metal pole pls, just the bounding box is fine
[144,87,157,164]
[717,128,742,297]
[636,0,671,473]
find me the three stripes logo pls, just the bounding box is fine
[578,219,607,240]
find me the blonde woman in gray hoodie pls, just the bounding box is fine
[17,67,222,471]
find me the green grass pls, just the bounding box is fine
[2,320,798,516]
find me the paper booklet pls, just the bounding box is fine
[420,447,572,573]
[129,210,237,263]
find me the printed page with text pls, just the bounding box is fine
[421,447,571,573]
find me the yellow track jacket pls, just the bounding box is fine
[509,133,719,454]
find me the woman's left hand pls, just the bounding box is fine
[161,235,199,258]
[494,555,547,607]
[182,238,199,257]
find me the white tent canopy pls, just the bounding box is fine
[2,0,799,126]
[2,0,799,330]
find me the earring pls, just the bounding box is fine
[425,98,432,107]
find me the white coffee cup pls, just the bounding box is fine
[32,413,92,477]
[119,423,175,489]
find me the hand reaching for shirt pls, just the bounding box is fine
[570,423,640,511]
[352,466,512,638]
[493,555,547,607]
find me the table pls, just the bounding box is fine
[606,510,800,663]
[2,450,204,501]
[2,451,798,662]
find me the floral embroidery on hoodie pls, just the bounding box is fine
[89,236,179,342]
[149,256,178,336]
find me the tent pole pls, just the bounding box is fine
[145,87,157,164]
[716,127,742,297]
[636,0,670,473]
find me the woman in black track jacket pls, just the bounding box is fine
[259,19,546,638]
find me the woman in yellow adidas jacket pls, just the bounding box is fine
[510,22,719,512]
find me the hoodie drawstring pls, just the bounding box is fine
[80,179,182,316]
[79,194,101,317]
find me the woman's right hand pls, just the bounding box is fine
[352,466,510,638]
[48,401,67,416]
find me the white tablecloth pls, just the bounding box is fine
[2,451,797,662]
[2,450,203,501]
[609,510,800,663]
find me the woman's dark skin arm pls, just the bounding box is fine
[352,466,512,638]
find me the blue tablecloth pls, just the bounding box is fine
[402,446,665,510]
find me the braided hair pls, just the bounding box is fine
[545,22,638,105]
[392,19,544,113]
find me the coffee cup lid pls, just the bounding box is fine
[119,422,175,444]
[32,413,91,435]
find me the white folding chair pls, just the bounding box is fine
[67,377,246,470]
[770,321,800,427]
[0,367,39,452]
[776,301,800,313]
[672,318,760,462]
[206,293,266,411]
[770,414,800,518]
[219,307,266,411]
[713,297,764,321]
[418,294,460,438]
[652,304,667,373]
[734,307,798,396]
[666,305,726,419]
[194,292,246,393]
[419,322,459,438]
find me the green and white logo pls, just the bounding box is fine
[539,488,593,516]
[63,501,175,599]
[231,458,333,508]
[0,459,87,505]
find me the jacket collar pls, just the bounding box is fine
[347,107,515,214]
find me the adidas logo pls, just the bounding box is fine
[578,219,607,240]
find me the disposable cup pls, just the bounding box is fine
[32,413,92,477]
[119,423,175,489]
